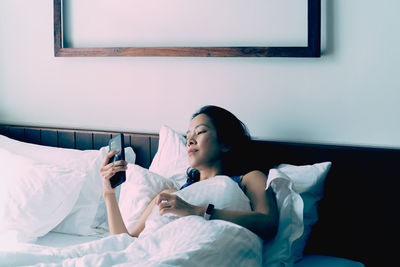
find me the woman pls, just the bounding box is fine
[100,105,278,240]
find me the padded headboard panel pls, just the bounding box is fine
[1,124,399,266]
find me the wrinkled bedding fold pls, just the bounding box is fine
[0,216,262,267]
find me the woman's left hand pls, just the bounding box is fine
[155,192,205,218]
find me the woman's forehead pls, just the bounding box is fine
[187,114,214,132]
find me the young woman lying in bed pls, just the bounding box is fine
[100,105,279,240]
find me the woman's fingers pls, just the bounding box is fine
[99,150,129,194]
[101,163,128,181]
[156,192,174,205]
[112,160,128,168]
[105,160,128,172]
[157,193,176,213]
[99,150,128,192]
[101,159,128,175]
[156,193,197,217]
[158,202,175,215]
[101,149,120,167]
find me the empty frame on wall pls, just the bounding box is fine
[53,0,320,57]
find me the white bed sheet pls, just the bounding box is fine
[34,232,365,267]
[0,216,262,267]
[35,231,106,248]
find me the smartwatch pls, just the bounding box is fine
[204,204,214,220]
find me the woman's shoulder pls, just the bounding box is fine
[243,170,267,179]
[241,170,267,189]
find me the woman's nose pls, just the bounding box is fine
[187,136,195,146]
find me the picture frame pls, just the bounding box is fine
[53,0,320,57]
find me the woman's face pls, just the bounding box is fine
[186,114,223,170]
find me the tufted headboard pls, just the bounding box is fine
[1,124,398,266]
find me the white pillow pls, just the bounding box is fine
[0,134,98,164]
[263,162,331,267]
[278,162,331,263]
[119,164,179,231]
[176,175,251,211]
[149,125,189,187]
[0,148,86,243]
[51,146,136,236]
[140,175,253,238]
[0,134,136,236]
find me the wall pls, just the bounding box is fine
[1,0,399,148]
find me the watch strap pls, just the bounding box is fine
[204,204,214,220]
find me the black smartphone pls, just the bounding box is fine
[108,133,126,188]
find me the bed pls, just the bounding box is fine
[0,124,398,267]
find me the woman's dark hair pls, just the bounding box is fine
[186,105,252,181]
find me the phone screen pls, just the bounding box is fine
[108,134,126,188]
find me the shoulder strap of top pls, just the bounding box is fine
[179,179,195,190]
[230,175,243,190]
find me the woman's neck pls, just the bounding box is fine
[198,166,222,181]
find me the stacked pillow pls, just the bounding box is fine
[145,125,331,266]
[0,134,136,241]
[149,125,189,187]
[263,162,331,266]
[0,148,86,243]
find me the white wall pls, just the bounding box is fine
[1,0,399,148]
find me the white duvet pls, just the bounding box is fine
[0,176,262,267]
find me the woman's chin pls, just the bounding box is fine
[188,159,201,170]
[188,161,197,169]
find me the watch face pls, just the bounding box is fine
[206,204,214,214]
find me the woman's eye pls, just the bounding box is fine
[197,130,206,135]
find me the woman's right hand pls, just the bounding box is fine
[99,150,128,196]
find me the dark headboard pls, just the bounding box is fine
[1,124,398,266]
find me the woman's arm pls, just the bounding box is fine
[100,150,129,235]
[157,170,279,240]
[128,188,177,237]
[103,192,129,235]
[100,152,177,237]
[212,170,278,239]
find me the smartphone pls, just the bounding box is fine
[108,133,126,188]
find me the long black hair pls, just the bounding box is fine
[186,105,252,181]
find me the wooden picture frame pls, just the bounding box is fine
[53,0,320,57]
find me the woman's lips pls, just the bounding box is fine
[187,148,197,155]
